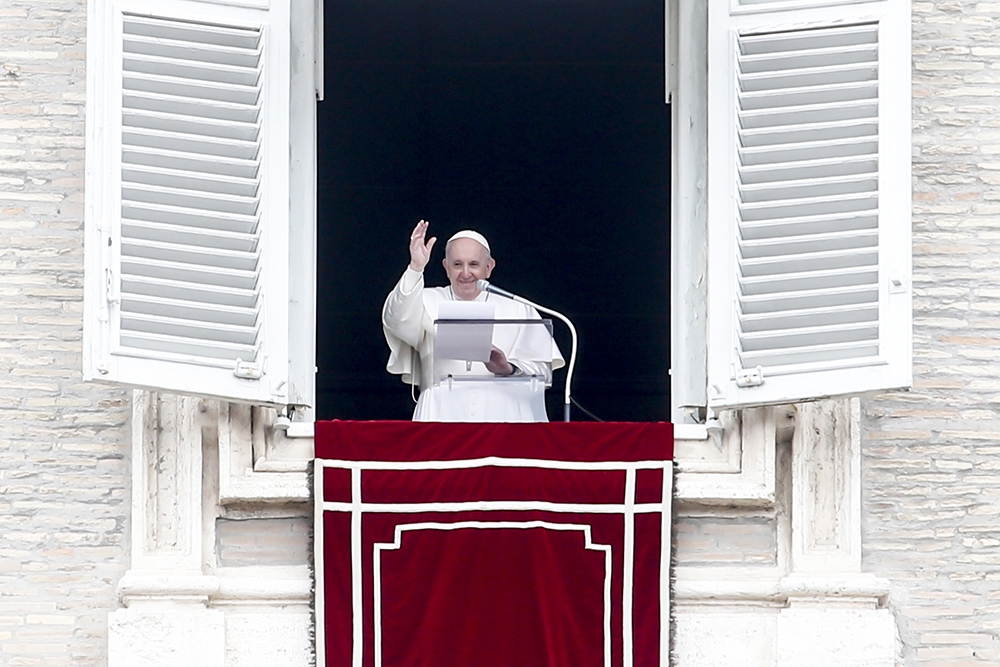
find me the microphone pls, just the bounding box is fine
[476,279,579,422]
[476,279,515,299]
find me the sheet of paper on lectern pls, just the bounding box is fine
[434,300,496,362]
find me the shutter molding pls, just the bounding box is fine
[85,0,303,406]
[706,0,912,409]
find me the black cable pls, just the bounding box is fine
[570,396,605,422]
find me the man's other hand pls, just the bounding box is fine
[485,346,515,376]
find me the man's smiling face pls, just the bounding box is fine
[443,237,495,300]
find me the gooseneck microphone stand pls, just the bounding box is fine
[477,280,578,422]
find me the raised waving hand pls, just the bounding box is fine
[408,220,437,272]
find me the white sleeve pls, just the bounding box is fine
[505,303,565,384]
[382,268,426,378]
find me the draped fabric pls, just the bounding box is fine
[315,421,673,667]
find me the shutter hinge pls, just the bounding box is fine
[889,272,909,294]
[105,267,120,306]
[735,365,764,388]
[234,359,263,380]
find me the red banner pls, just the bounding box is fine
[315,420,673,667]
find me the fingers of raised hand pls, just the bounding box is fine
[410,219,429,241]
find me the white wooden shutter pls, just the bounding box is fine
[706,0,911,409]
[84,0,299,406]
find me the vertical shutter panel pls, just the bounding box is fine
[85,0,295,405]
[707,0,911,409]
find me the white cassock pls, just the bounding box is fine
[383,267,565,422]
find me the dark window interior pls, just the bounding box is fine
[316,0,670,421]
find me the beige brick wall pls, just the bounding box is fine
[0,1,131,665]
[862,1,1000,665]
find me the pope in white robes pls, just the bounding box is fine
[383,221,565,422]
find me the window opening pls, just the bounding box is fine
[316,0,671,421]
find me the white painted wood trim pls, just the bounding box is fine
[670,0,709,419]
[676,407,777,506]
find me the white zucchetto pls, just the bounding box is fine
[446,230,491,255]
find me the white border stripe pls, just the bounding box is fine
[372,521,613,667]
[351,468,362,667]
[318,456,668,471]
[323,500,667,514]
[660,464,673,665]
[623,469,636,667]
[314,462,326,667]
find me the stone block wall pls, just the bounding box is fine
[0,1,131,665]
[863,1,1000,665]
[674,511,778,568]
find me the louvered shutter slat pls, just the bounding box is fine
[121,312,258,345]
[122,183,259,215]
[741,248,878,277]
[124,92,261,124]
[124,34,262,68]
[741,156,877,183]
[741,211,878,239]
[739,23,879,54]
[741,81,876,110]
[123,165,259,197]
[740,321,878,349]
[742,100,879,129]
[119,331,258,361]
[740,284,878,314]
[121,276,259,309]
[123,15,262,49]
[121,257,258,290]
[741,136,878,165]
[740,45,878,73]
[740,303,878,332]
[740,341,880,369]
[122,219,258,251]
[741,228,878,257]
[740,63,879,91]
[122,239,259,272]
[741,266,878,296]
[740,193,878,222]
[740,118,878,148]
[123,109,260,142]
[123,128,259,160]
[124,53,262,87]
[741,174,878,203]
[121,294,259,328]
[122,202,257,235]
[122,146,259,178]
[123,72,261,105]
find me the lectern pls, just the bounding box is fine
[315,420,674,667]
[419,317,559,422]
